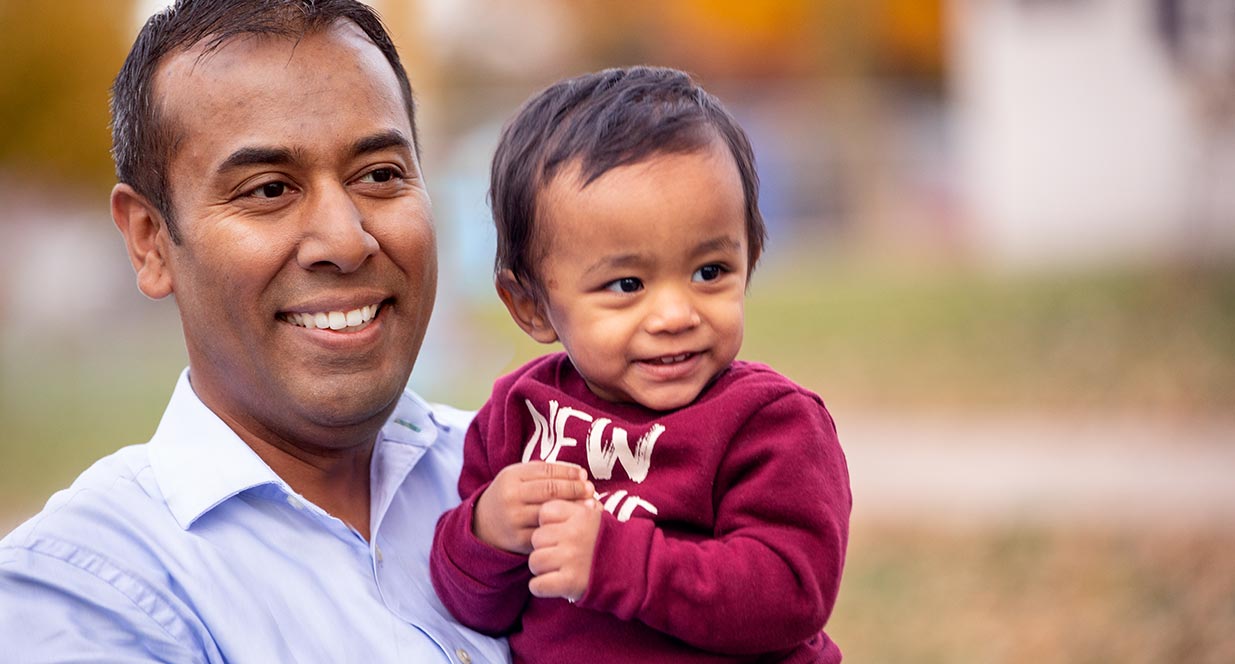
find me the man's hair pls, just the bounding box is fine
[110,0,417,243]
[490,65,766,297]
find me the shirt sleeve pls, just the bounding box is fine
[430,397,534,635]
[576,391,852,654]
[0,540,213,663]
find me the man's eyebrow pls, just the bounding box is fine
[216,146,296,175]
[213,131,413,176]
[350,130,413,159]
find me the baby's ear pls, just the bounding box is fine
[496,270,558,344]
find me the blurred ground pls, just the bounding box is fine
[3,260,1233,663]
[835,522,1235,663]
[845,412,1235,530]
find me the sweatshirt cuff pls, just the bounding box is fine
[439,485,530,590]
[575,512,654,619]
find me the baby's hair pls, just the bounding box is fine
[490,65,766,298]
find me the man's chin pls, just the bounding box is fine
[297,378,405,429]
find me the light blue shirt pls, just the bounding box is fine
[0,370,509,664]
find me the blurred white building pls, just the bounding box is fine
[950,0,1235,267]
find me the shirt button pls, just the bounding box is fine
[375,546,384,563]
[285,495,304,510]
[455,647,472,664]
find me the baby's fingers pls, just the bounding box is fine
[518,462,594,505]
[528,571,579,600]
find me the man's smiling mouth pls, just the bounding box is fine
[280,303,381,331]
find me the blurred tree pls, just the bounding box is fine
[571,0,944,84]
[874,0,947,86]
[0,0,137,194]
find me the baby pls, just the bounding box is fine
[431,65,851,663]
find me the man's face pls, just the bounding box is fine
[153,21,436,450]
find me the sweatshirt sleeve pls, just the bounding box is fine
[576,391,851,654]
[429,397,534,635]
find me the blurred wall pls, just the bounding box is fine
[951,0,1234,267]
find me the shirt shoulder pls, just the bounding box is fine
[3,444,167,549]
[706,361,829,411]
[0,444,211,658]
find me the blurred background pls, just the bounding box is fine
[2,0,1233,661]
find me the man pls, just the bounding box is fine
[0,1,589,661]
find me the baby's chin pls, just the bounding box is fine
[586,381,711,413]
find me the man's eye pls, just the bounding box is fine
[692,264,724,282]
[604,277,643,293]
[253,182,287,199]
[360,168,399,183]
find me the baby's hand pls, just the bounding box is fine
[527,498,602,602]
[474,462,594,554]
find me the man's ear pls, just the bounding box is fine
[111,183,174,300]
[495,270,558,344]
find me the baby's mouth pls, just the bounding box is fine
[640,352,696,365]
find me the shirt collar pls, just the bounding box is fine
[369,387,447,528]
[148,369,286,530]
[148,369,451,531]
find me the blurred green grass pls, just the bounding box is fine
[4,263,1232,514]
[464,261,1235,418]
[0,323,187,514]
[2,262,1233,661]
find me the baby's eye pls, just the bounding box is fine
[252,181,289,199]
[692,264,725,282]
[604,277,643,293]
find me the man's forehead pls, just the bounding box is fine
[155,18,377,89]
[149,20,410,172]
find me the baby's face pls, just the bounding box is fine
[532,140,748,411]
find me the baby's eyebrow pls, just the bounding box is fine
[690,236,744,258]
[583,252,649,277]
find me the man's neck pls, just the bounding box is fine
[217,411,379,541]
[264,441,375,541]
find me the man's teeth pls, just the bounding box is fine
[285,304,379,330]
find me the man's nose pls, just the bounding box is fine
[644,287,701,334]
[296,184,379,273]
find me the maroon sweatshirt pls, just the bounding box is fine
[431,353,851,663]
